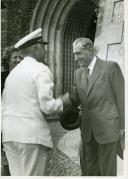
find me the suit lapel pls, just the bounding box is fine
[87,59,101,95]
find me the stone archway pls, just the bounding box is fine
[62,1,97,93]
[30,0,98,95]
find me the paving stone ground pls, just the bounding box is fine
[44,146,82,176]
[45,128,123,176]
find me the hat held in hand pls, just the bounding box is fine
[60,106,81,130]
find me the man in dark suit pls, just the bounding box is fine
[66,38,124,176]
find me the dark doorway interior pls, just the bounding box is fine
[62,0,98,93]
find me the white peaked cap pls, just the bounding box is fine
[15,28,44,48]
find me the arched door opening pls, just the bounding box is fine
[62,0,98,93]
[30,0,98,96]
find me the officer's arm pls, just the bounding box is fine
[35,69,63,115]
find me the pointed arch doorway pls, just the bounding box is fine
[30,0,98,96]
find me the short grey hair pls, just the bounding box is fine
[73,38,93,49]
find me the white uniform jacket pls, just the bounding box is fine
[2,57,63,148]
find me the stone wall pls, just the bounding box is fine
[1,0,37,53]
[1,6,8,52]
[94,0,124,74]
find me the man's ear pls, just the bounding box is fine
[33,44,38,52]
[32,44,40,56]
[86,44,93,52]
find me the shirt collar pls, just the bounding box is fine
[88,56,97,74]
[23,56,37,62]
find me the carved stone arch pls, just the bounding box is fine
[30,0,97,95]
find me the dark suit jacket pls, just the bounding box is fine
[71,57,124,144]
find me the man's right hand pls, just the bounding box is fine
[59,92,72,109]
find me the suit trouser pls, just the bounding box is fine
[3,141,49,176]
[80,134,118,176]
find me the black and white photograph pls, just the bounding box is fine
[1,0,127,177]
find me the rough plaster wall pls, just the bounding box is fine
[94,0,124,74]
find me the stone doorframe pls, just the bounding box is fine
[30,0,98,96]
[30,0,78,95]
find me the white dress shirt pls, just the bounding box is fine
[88,56,97,76]
[2,57,63,148]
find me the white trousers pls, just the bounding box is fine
[3,142,49,176]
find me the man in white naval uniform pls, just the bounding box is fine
[1,28,69,176]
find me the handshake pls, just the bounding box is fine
[59,92,72,109]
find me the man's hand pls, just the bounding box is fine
[59,92,72,109]
[120,129,125,140]
[118,129,125,157]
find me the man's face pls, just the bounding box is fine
[9,51,23,71]
[73,42,93,67]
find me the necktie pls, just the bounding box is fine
[86,67,90,81]
[85,67,90,82]
[85,67,90,93]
